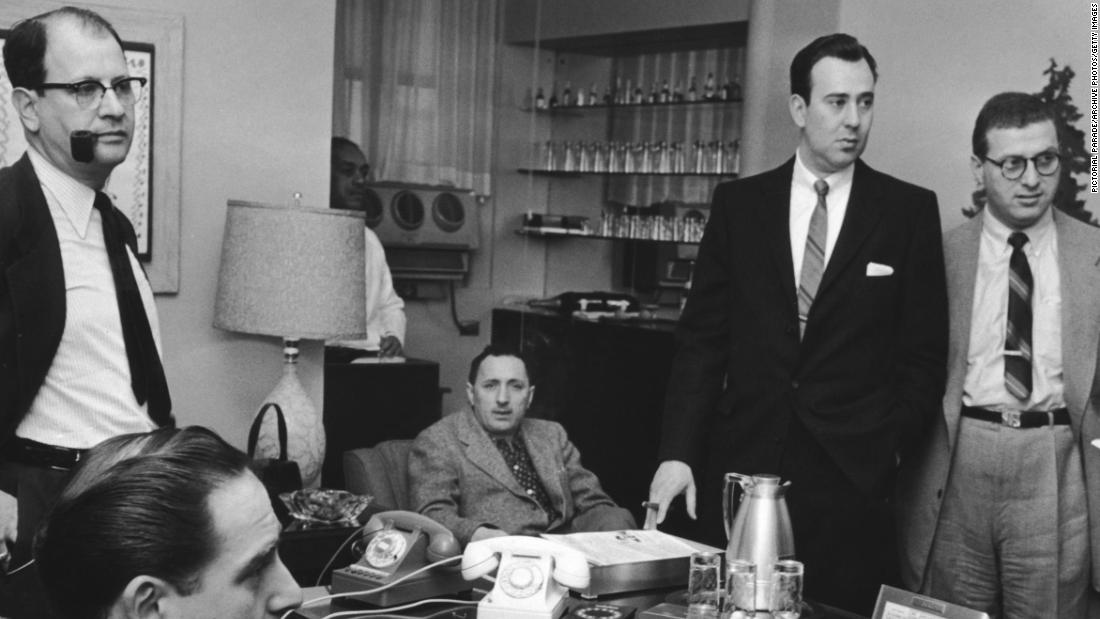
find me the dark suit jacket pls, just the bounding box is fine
[408,410,637,544]
[659,158,947,500]
[897,211,1100,591]
[0,153,141,446]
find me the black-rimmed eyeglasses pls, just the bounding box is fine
[36,77,147,110]
[981,151,1061,181]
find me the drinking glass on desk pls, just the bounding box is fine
[725,559,755,618]
[687,551,721,619]
[770,560,803,619]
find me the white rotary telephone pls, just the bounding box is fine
[461,536,591,619]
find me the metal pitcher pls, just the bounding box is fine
[723,473,795,609]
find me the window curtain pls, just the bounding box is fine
[333,0,498,195]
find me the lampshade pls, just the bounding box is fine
[214,200,367,340]
[214,199,367,489]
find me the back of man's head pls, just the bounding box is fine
[34,426,251,619]
[3,6,124,90]
[789,33,877,101]
[971,92,1058,158]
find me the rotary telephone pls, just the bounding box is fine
[462,536,591,619]
[329,511,467,606]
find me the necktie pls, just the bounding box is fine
[494,436,557,517]
[93,191,173,426]
[1005,232,1033,401]
[797,179,829,338]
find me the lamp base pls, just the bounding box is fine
[252,340,325,488]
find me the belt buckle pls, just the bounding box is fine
[1001,410,1022,428]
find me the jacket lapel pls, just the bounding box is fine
[521,422,568,517]
[943,217,982,451]
[815,160,883,301]
[456,410,529,500]
[753,160,797,314]
[1055,211,1100,427]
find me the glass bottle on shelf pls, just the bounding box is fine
[704,72,716,100]
[688,76,698,102]
[562,81,573,107]
[589,82,599,106]
[535,87,546,110]
[660,79,671,103]
[548,81,559,108]
[562,141,577,172]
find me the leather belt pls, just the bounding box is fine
[961,405,1070,429]
[5,437,87,471]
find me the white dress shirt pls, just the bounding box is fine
[790,151,855,288]
[331,226,406,351]
[962,207,1064,412]
[18,147,159,448]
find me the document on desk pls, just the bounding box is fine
[540,530,700,566]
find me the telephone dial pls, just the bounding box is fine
[462,536,591,619]
[330,511,468,606]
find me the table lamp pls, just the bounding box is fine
[214,199,366,488]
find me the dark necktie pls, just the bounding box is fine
[797,179,829,338]
[494,436,557,517]
[1005,231,1032,401]
[93,191,173,426]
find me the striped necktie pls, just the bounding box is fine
[1005,231,1033,400]
[797,179,829,338]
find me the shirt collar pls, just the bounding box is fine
[980,204,1054,255]
[27,146,98,238]
[793,150,854,198]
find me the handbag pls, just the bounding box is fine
[247,403,303,508]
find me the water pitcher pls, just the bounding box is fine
[723,473,795,609]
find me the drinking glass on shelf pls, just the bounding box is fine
[686,551,721,619]
[725,560,756,619]
[770,560,803,619]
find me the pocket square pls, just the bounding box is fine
[866,262,894,277]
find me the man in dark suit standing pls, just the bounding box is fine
[646,34,947,615]
[0,7,172,614]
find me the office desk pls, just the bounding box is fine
[292,588,867,619]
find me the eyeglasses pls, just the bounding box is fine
[981,151,1061,181]
[36,77,147,110]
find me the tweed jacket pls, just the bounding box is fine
[897,210,1100,591]
[408,409,636,544]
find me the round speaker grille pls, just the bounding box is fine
[391,190,425,231]
[432,192,466,233]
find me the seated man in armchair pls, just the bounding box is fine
[409,345,636,544]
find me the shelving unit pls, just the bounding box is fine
[518,168,735,178]
[515,227,701,245]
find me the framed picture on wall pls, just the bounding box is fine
[0,3,182,293]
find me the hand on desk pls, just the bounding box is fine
[378,335,403,359]
[645,460,696,529]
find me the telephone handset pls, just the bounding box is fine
[329,510,468,606]
[462,536,591,619]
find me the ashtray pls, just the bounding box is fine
[279,488,372,525]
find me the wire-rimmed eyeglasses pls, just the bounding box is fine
[36,77,147,110]
[981,151,1061,181]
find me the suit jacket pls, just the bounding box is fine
[897,210,1100,591]
[408,410,636,544]
[659,158,947,499]
[0,154,67,443]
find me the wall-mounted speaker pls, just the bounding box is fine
[362,183,479,249]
